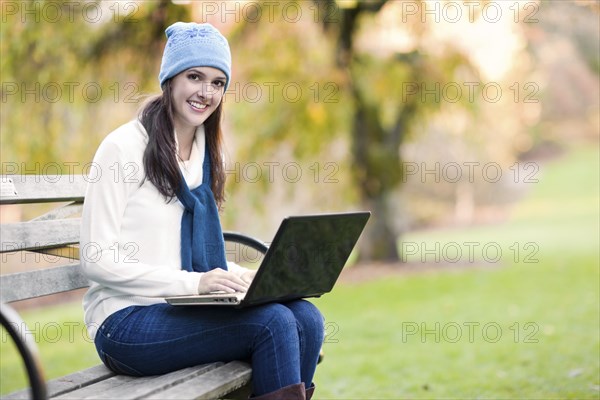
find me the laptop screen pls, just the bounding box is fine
[244,212,370,305]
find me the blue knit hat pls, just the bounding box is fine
[158,22,231,90]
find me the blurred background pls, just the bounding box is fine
[1,1,598,398]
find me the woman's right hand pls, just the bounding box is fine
[198,269,249,294]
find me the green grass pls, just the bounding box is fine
[1,145,598,398]
[312,145,599,399]
[0,301,99,395]
[313,253,598,398]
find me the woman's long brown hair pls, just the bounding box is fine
[139,80,226,208]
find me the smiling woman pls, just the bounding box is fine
[79,22,324,399]
[170,67,227,149]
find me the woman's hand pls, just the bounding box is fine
[198,269,249,294]
[240,269,257,285]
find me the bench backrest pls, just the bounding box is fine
[0,175,268,305]
[1,175,88,303]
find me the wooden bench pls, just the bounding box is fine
[0,174,271,400]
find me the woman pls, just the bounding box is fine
[81,22,324,399]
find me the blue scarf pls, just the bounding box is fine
[176,147,228,273]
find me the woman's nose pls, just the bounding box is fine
[197,82,217,98]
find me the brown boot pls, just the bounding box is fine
[250,383,306,400]
[305,383,315,400]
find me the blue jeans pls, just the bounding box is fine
[94,300,324,395]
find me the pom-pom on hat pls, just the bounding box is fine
[158,22,231,90]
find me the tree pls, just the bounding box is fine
[311,0,477,261]
[0,0,188,170]
[3,0,544,264]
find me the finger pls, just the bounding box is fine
[205,270,249,292]
[242,269,257,282]
[215,283,244,293]
[210,275,247,292]
[222,276,249,293]
[215,283,237,293]
[241,275,251,285]
[228,279,249,292]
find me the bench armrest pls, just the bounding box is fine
[0,303,47,400]
[223,231,269,254]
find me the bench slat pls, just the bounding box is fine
[3,364,115,400]
[0,264,89,303]
[34,202,83,221]
[92,363,221,400]
[0,175,86,205]
[47,365,115,399]
[1,219,80,253]
[54,363,223,400]
[52,373,138,399]
[145,361,252,400]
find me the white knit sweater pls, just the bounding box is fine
[81,120,246,340]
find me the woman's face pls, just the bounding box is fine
[170,66,226,135]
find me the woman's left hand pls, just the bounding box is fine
[240,269,257,285]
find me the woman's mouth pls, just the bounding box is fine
[188,100,208,111]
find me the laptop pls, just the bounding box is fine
[165,211,371,307]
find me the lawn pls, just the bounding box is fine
[1,145,598,399]
[312,145,599,399]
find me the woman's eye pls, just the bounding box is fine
[213,81,225,87]
[188,74,200,81]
